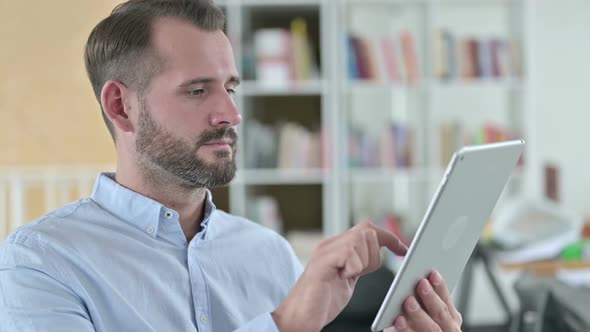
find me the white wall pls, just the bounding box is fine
[530,0,590,216]
[465,0,590,325]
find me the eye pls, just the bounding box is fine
[187,89,205,96]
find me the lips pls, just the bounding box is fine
[203,139,233,145]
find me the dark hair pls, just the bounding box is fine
[84,0,225,141]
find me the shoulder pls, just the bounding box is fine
[0,198,102,284]
[2,198,99,250]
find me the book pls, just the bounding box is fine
[394,124,413,168]
[433,29,446,80]
[246,120,322,169]
[254,28,292,84]
[353,36,373,80]
[249,196,283,233]
[290,17,313,81]
[252,18,319,84]
[445,30,458,79]
[245,120,278,168]
[381,37,402,82]
[490,38,503,78]
[400,30,420,84]
[478,39,493,78]
[433,29,523,81]
[346,33,416,83]
[349,123,414,168]
[346,35,360,79]
[439,122,521,167]
[459,38,473,79]
[468,38,480,78]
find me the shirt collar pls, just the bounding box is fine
[90,173,216,240]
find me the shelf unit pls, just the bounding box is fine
[216,0,531,253]
[219,0,338,239]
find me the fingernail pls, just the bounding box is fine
[406,296,419,312]
[395,316,407,329]
[431,271,442,286]
[420,279,432,295]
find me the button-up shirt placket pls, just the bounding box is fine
[188,239,212,332]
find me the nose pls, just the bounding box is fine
[210,91,242,128]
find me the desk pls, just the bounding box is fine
[459,248,590,332]
[509,271,590,332]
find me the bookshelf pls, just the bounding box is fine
[217,0,531,265]
[219,0,337,240]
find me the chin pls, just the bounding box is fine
[201,150,233,162]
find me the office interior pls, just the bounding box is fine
[1,0,590,331]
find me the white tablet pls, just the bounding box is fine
[371,140,525,332]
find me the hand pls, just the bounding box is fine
[385,271,463,332]
[272,221,408,332]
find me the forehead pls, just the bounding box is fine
[149,17,236,78]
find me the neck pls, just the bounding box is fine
[115,156,208,242]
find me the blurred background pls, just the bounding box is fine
[2,0,590,331]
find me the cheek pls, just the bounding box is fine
[174,110,210,140]
[149,99,210,137]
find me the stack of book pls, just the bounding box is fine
[345,30,420,84]
[245,120,323,169]
[348,123,414,168]
[433,29,524,81]
[252,17,319,85]
[248,196,283,233]
[439,122,521,166]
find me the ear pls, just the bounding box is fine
[100,80,135,134]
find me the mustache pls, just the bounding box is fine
[196,128,238,147]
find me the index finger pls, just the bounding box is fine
[369,224,408,256]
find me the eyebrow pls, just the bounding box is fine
[179,76,241,87]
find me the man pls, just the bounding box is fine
[0,0,462,331]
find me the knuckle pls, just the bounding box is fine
[345,246,356,258]
[433,282,447,293]
[433,306,451,322]
[354,261,365,273]
[354,229,365,242]
[317,238,331,249]
[358,220,372,229]
[365,228,377,239]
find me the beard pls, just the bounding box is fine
[135,103,238,189]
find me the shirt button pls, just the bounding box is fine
[145,225,155,235]
[164,211,173,219]
[199,313,208,325]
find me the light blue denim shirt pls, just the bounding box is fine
[0,173,303,331]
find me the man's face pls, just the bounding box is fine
[133,18,241,188]
[135,101,237,188]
